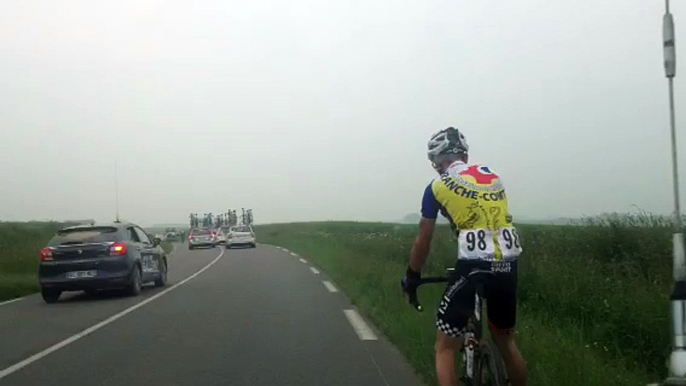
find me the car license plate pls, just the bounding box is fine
[66,270,97,279]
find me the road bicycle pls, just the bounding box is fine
[406,267,509,386]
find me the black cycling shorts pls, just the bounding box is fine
[436,260,517,338]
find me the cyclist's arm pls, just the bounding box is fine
[410,217,436,271]
[409,183,440,272]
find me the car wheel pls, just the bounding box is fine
[154,260,168,287]
[42,289,61,304]
[127,266,142,296]
[251,243,256,248]
[189,245,194,250]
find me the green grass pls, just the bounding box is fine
[255,219,669,386]
[0,222,68,301]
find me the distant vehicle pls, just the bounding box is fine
[215,227,232,245]
[226,225,256,249]
[165,232,180,242]
[188,228,217,250]
[38,223,169,304]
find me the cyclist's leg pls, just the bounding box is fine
[435,265,475,386]
[436,330,463,386]
[485,261,528,386]
[489,328,527,386]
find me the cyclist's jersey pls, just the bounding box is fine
[421,160,522,261]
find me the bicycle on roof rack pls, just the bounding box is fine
[406,267,509,386]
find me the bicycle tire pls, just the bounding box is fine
[474,340,508,386]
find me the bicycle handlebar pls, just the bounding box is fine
[418,277,451,285]
[406,276,450,312]
[405,268,496,312]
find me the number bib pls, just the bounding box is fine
[497,227,522,259]
[458,227,522,260]
[458,229,495,260]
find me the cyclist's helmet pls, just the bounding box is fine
[427,127,469,164]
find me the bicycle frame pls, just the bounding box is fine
[462,279,486,382]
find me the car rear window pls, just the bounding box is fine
[231,226,251,233]
[48,227,119,246]
[192,229,211,235]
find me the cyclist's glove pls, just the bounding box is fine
[401,266,421,294]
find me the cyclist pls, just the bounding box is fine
[401,127,528,386]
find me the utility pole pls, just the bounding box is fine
[663,0,686,383]
[114,158,120,223]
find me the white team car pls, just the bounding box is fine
[226,225,256,248]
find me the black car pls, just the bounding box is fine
[38,222,169,304]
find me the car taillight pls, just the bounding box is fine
[189,235,194,240]
[210,233,215,238]
[110,243,128,256]
[40,248,54,261]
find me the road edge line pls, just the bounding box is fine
[0,297,25,307]
[322,280,338,293]
[343,309,378,341]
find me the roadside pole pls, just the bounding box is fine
[663,0,686,384]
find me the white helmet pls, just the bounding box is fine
[427,127,469,163]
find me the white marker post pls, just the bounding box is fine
[663,1,686,384]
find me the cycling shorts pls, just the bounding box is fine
[436,260,517,338]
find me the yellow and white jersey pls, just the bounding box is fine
[421,161,522,261]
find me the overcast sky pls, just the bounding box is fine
[1,1,685,225]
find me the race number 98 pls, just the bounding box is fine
[459,229,495,259]
[459,227,523,260]
[497,227,522,258]
[465,230,488,251]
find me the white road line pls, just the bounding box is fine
[0,248,225,380]
[343,309,378,341]
[283,249,290,253]
[299,258,307,263]
[322,281,338,293]
[310,267,320,274]
[0,297,25,307]
[290,252,298,257]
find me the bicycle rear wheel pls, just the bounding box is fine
[475,340,508,386]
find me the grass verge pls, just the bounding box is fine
[0,222,66,301]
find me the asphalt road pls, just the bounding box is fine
[0,244,425,386]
